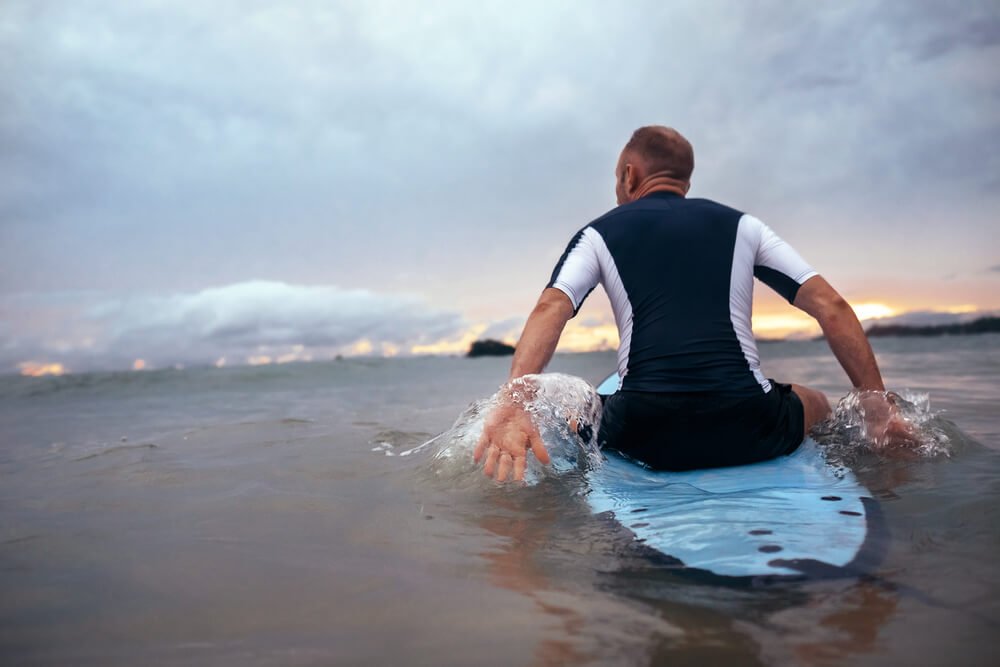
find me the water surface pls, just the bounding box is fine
[1,336,998,665]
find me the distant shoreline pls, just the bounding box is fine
[765,315,1000,344]
[865,315,1000,338]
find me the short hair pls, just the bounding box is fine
[623,126,694,182]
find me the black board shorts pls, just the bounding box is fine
[597,381,805,471]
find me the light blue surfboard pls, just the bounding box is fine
[587,373,885,579]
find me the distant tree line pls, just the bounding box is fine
[866,316,1000,338]
[468,318,1000,354]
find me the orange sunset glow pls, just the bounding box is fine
[18,362,67,377]
[752,301,898,339]
[410,324,489,356]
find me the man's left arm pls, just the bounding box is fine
[793,276,885,391]
[793,275,920,448]
[750,215,883,391]
[753,218,915,447]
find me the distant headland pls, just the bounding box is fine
[866,315,1000,338]
[467,339,516,357]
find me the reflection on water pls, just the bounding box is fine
[441,469,913,667]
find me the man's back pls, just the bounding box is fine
[474,125,896,481]
[548,191,816,396]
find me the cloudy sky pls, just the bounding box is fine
[2,0,998,374]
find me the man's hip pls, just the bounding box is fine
[597,381,805,471]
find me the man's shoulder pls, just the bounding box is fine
[684,197,745,217]
[588,196,746,231]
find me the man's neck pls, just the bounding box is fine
[632,175,688,200]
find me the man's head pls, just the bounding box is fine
[615,126,694,205]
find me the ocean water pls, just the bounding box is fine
[1,335,999,666]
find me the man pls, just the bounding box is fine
[475,126,901,482]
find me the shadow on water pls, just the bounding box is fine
[398,374,1000,666]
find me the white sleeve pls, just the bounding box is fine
[546,227,602,314]
[744,215,818,302]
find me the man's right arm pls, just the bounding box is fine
[474,226,599,482]
[508,288,576,380]
[473,288,574,482]
[793,275,885,391]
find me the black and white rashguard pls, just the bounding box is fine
[547,192,816,397]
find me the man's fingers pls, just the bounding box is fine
[528,428,550,465]
[887,417,920,447]
[483,445,500,477]
[476,412,548,482]
[513,455,527,481]
[473,431,489,463]
[496,452,513,482]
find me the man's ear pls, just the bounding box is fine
[624,163,638,197]
[683,180,691,194]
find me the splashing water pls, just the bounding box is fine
[410,373,604,484]
[403,377,962,484]
[813,389,957,466]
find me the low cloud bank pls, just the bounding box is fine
[3,281,469,373]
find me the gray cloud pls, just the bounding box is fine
[906,7,1000,61]
[479,316,525,341]
[784,73,855,92]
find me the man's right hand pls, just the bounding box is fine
[474,401,551,483]
[860,392,920,451]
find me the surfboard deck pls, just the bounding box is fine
[587,373,885,579]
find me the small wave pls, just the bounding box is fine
[73,442,159,461]
[1,366,208,400]
[370,428,436,456]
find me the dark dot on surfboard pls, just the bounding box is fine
[424,515,434,520]
[839,510,862,516]
[758,545,783,553]
[821,496,842,501]
[631,522,650,529]
[630,508,648,514]
[748,529,772,535]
